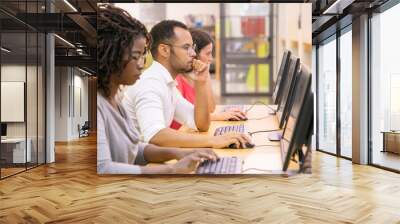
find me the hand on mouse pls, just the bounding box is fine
[210,132,252,149]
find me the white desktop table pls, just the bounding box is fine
[1,138,32,163]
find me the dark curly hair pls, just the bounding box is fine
[97,4,150,97]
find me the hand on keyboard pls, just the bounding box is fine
[211,132,253,149]
[212,110,247,121]
[175,148,218,160]
[172,150,219,174]
[197,156,243,174]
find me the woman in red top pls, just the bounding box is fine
[171,29,246,130]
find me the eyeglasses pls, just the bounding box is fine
[163,43,197,54]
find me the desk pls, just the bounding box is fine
[1,138,32,164]
[179,105,300,175]
[381,131,400,154]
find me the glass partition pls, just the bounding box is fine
[0,0,46,179]
[370,3,400,171]
[339,27,352,158]
[317,35,337,155]
[1,31,28,177]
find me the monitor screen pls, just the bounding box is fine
[272,50,291,105]
[276,56,300,128]
[1,123,7,137]
[280,65,312,171]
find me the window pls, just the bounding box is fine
[317,35,337,154]
[370,3,400,171]
[339,27,352,158]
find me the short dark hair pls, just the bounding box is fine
[97,4,150,97]
[190,28,214,56]
[150,20,188,58]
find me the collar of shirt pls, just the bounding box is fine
[151,61,178,87]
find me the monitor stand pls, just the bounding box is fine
[267,105,277,115]
[297,133,312,174]
[268,132,282,141]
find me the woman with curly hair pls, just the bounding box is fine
[97,4,217,174]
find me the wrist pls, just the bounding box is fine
[174,149,188,160]
[166,164,175,174]
[194,79,207,86]
[206,136,215,148]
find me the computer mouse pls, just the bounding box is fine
[228,142,255,149]
[228,117,248,121]
[245,142,255,148]
[228,143,237,149]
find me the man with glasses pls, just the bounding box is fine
[123,20,251,149]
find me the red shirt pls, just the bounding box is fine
[170,75,195,130]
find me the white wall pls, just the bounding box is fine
[1,63,46,163]
[71,73,88,138]
[115,3,166,28]
[54,67,89,141]
[55,66,69,141]
[276,3,312,73]
[116,3,219,29]
[1,65,29,138]
[166,3,219,24]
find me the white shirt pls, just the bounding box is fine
[123,61,197,143]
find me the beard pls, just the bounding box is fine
[170,49,193,74]
[183,66,193,73]
[172,64,192,74]
[170,57,193,73]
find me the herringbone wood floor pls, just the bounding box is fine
[1,134,400,223]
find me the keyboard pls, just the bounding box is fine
[214,124,245,136]
[196,156,243,174]
[223,105,245,112]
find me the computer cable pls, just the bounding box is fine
[241,167,274,173]
[252,144,280,148]
[266,104,277,112]
[246,115,271,120]
[241,168,290,176]
[248,129,281,136]
[241,158,297,174]
[244,101,272,114]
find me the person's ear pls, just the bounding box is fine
[158,44,170,59]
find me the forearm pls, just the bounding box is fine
[149,128,213,148]
[206,77,216,113]
[210,111,221,121]
[194,82,210,131]
[143,144,185,163]
[140,165,174,174]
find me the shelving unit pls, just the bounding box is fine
[219,3,273,96]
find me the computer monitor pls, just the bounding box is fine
[1,123,7,138]
[280,65,312,171]
[276,56,300,129]
[272,50,291,105]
